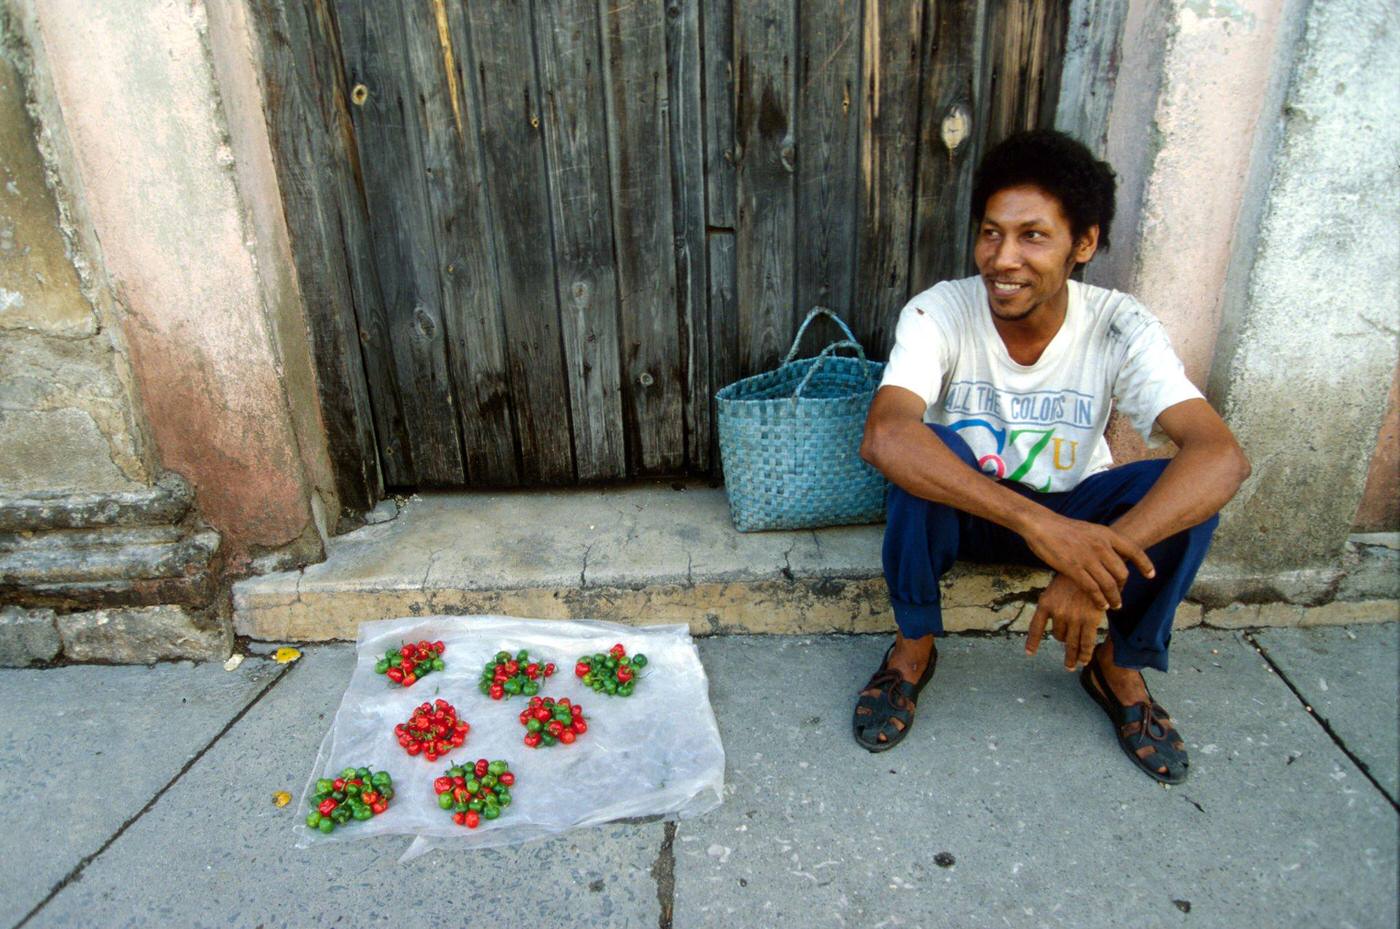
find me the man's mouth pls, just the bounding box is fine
[989,279,1028,297]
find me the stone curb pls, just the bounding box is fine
[0,604,231,665]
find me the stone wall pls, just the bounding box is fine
[0,26,151,495]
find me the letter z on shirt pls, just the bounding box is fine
[880,276,1203,493]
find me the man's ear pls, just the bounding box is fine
[1072,225,1100,265]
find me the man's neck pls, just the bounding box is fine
[990,283,1070,366]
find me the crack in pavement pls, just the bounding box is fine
[651,820,677,929]
[11,658,300,929]
[1245,632,1399,810]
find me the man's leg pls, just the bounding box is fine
[857,424,1034,746]
[1054,459,1217,779]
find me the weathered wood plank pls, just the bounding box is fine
[1054,0,1128,152]
[706,231,737,475]
[981,0,1070,150]
[401,0,520,486]
[530,0,625,482]
[734,0,796,375]
[463,0,576,483]
[795,0,862,358]
[245,0,385,508]
[666,0,712,472]
[601,0,684,474]
[910,0,980,291]
[702,0,737,229]
[852,0,924,358]
[334,0,466,485]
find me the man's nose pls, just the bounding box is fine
[992,238,1021,270]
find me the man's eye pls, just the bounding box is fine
[1023,231,1044,241]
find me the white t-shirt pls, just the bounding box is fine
[880,276,1203,492]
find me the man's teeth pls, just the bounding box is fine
[993,281,1024,293]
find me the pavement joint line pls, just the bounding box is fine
[9,659,300,929]
[1243,631,1399,811]
[651,819,677,929]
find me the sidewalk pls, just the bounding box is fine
[2,624,1395,929]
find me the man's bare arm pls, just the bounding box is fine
[1109,398,1251,549]
[860,386,1155,609]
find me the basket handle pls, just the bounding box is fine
[782,307,860,365]
[792,339,874,400]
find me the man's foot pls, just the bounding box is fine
[1081,639,1188,783]
[852,633,937,751]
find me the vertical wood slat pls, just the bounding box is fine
[533,0,625,481]
[910,0,981,291]
[1054,0,1128,153]
[795,0,862,358]
[334,1,466,485]
[734,0,797,374]
[851,0,925,358]
[665,0,712,472]
[463,0,576,483]
[402,0,520,486]
[601,0,684,474]
[981,0,1070,151]
[702,0,737,229]
[245,0,384,507]
[702,0,736,476]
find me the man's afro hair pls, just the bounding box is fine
[971,130,1117,253]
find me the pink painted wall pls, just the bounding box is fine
[30,0,315,560]
[1099,0,1294,465]
[1355,365,1399,532]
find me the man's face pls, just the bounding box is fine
[973,185,1098,323]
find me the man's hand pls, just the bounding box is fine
[1021,513,1155,610]
[1026,573,1105,670]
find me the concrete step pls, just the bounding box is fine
[232,483,1398,641]
[234,482,1057,640]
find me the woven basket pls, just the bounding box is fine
[716,307,888,532]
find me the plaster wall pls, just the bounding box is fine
[1206,0,1399,584]
[1354,365,1399,533]
[0,39,147,493]
[1093,0,1302,463]
[23,0,317,561]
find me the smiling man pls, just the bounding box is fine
[852,130,1250,782]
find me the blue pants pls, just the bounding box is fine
[883,424,1218,672]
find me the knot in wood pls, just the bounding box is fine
[638,371,655,387]
[413,305,437,338]
[351,84,369,106]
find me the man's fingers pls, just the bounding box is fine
[1025,605,1049,655]
[1111,534,1156,580]
[1074,620,1098,670]
[1071,568,1112,609]
[1086,562,1122,610]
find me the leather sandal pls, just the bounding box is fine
[1080,658,1189,784]
[852,642,937,753]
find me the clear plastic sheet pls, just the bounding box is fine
[294,615,725,860]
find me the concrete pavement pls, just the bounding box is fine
[3,624,1395,929]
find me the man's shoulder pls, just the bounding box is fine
[1074,281,1160,341]
[905,276,981,321]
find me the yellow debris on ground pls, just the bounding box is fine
[273,791,292,808]
[274,646,302,664]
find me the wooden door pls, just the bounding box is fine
[251,0,1071,497]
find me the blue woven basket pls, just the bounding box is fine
[716,308,888,532]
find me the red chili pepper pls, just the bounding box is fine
[401,645,414,658]
[371,800,388,815]
[387,667,404,684]
[610,643,626,659]
[544,662,556,677]
[453,811,467,826]
[434,776,453,794]
[560,729,576,744]
[499,772,515,787]
[572,719,588,734]
[318,798,338,815]
[406,741,422,756]
[403,673,417,687]
[465,810,480,828]
[332,778,346,791]
[433,640,446,653]
[616,666,634,683]
[575,661,591,678]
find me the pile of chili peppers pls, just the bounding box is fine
[575,642,646,697]
[518,695,588,747]
[305,767,393,833]
[479,648,556,700]
[375,640,445,687]
[394,698,470,761]
[434,758,515,828]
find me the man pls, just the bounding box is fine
[852,130,1250,783]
